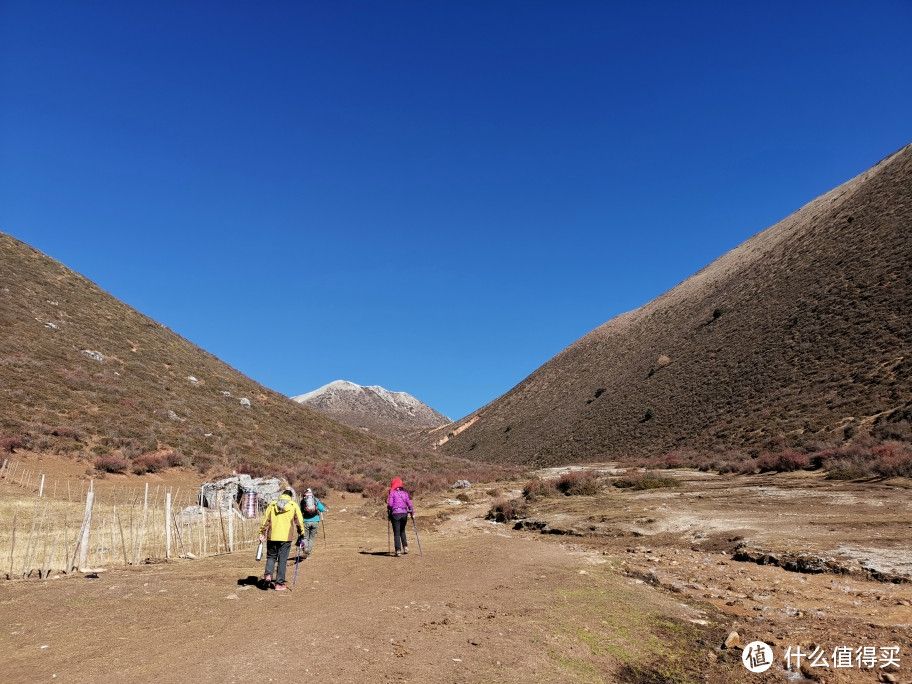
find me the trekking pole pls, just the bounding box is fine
[410,513,423,556]
[321,513,326,545]
[387,514,391,556]
[293,540,302,585]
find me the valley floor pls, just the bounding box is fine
[2,457,911,683]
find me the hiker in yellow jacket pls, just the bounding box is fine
[258,489,305,591]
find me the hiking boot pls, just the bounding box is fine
[403,547,409,554]
[395,550,402,557]
[274,583,287,591]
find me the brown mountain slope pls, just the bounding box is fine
[0,234,503,489]
[440,143,912,466]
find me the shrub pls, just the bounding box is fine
[555,470,601,496]
[755,451,810,473]
[164,448,189,468]
[613,471,680,490]
[94,455,130,473]
[870,442,912,478]
[192,452,217,474]
[0,435,26,453]
[52,426,86,441]
[456,492,470,502]
[131,452,169,474]
[362,482,386,500]
[523,478,556,500]
[486,498,528,523]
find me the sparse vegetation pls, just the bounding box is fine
[554,470,601,495]
[93,454,130,473]
[486,497,528,522]
[613,471,680,490]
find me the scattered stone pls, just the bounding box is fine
[167,410,185,422]
[240,397,251,407]
[222,391,231,397]
[723,631,740,649]
[452,480,472,489]
[45,322,58,329]
[226,594,238,600]
[82,349,104,361]
[879,673,897,683]
[187,376,199,384]
[201,475,282,511]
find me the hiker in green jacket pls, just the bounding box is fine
[300,488,327,558]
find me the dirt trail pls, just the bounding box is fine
[4,461,912,682]
[1,489,737,684]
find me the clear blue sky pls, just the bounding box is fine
[2,2,910,421]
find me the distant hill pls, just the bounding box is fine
[439,143,912,467]
[0,233,504,491]
[292,380,450,443]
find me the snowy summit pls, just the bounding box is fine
[291,380,450,443]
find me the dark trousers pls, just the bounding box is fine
[391,513,409,551]
[264,540,291,583]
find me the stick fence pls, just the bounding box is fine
[0,458,263,579]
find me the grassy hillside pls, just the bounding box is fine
[440,143,912,471]
[0,233,511,492]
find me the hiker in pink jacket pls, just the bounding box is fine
[387,477,414,557]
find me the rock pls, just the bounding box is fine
[723,631,740,649]
[879,673,897,683]
[201,475,282,511]
[452,480,472,489]
[82,349,104,361]
[240,397,251,407]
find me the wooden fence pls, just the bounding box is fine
[1,458,262,579]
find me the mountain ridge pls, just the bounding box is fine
[292,380,450,443]
[0,233,506,491]
[437,142,912,466]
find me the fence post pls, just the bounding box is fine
[165,492,172,560]
[75,489,95,572]
[114,506,128,566]
[39,474,45,498]
[135,483,149,565]
[228,501,234,553]
[7,506,17,580]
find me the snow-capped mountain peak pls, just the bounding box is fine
[291,380,450,442]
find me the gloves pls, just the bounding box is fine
[296,535,305,547]
[258,534,266,543]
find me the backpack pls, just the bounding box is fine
[303,492,317,516]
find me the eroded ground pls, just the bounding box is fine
[450,466,912,683]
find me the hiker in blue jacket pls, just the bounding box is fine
[300,488,327,558]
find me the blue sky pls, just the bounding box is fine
[2,1,910,421]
